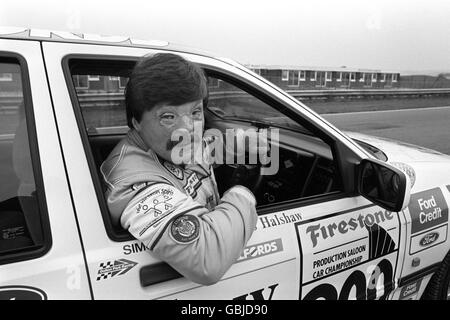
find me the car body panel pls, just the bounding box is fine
[0,38,91,299]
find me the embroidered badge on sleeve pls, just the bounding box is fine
[130,184,187,237]
[163,161,184,180]
[169,215,200,244]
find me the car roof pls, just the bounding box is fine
[0,26,222,59]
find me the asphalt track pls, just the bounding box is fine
[322,106,450,155]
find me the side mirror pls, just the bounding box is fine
[357,158,411,212]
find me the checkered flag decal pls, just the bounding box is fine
[96,259,137,281]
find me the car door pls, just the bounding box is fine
[42,40,300,300]
[0,38,91,299]
[203,71,408,300]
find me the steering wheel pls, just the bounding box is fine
[230,164,265,196]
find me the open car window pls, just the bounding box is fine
[205,74,343,209]
[207,77,313,135]
[66,57,344,242]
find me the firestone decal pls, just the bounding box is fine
[306,209,394,248]
[296,205,400,300]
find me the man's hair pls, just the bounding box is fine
[125,53,208,128]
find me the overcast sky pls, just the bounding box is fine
[1,0,449,73]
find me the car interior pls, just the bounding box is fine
[68,58,343,239]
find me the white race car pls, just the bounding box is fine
[0,27,449,300]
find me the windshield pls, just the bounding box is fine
[207,87,311,134]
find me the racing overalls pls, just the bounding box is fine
[100,129,258,285]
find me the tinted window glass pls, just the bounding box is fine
[0,60,45,255]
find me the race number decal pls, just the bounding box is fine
[296,205,400,300]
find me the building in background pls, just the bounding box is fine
[247,65,400,90]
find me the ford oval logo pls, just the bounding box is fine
[419,232,439,247]
[0,286,46,300]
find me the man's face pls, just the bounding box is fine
[133,99,204,162]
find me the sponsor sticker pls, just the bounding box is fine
[399,279,422,300]
[259,212,302,229]
[96,259,138,281]
[420,232,439,247]
[163,161,184,180]
[296,205,400,300]
[409,224,447,255]
[170,215,200,244]
[0,286,47,300]
[408,188,448,234]
[237,238,283,263]
[123,242,148,255]
[184,172,201,198]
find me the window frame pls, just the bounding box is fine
[208,77,220,88]
[392,74,398,82]
[359,72,365,82]
[74,74,89,89]
[380,73,386,83]
[310,71,317,81]
[350,72,356,82]
[281,70,289,81]
[287,70,300,87]
[299,70,306,81]
[336,72,342,82]
[63,56,137,242]
[372,73,377,82]
[0,72,13,81]
[119,77,127,89]
[0,52,52,265]
[88,75,100,81]
[62,54,359,241]
[325,71,332,82]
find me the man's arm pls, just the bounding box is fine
[121,183,257,285]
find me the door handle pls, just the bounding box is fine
[140,262,183,287]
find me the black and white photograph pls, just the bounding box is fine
[0,0,449,308]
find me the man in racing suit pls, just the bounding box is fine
[100,53,258,285]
